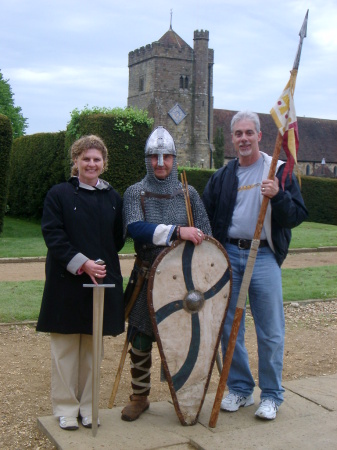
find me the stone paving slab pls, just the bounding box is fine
[37,374,337,450]
[38,403,190,450]
[282,372,337,411]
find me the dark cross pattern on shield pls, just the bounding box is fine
[148,236,232,425]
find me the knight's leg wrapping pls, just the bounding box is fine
[121,333,152,421]
[130,346,152,396]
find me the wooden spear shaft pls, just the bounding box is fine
[181,170,194,227]
[209,132,283,428]
[108,266,148,408]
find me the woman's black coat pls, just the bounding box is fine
[36,177,125,336]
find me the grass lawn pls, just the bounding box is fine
[0,217,336,323]
[290,222,337,249]
[0,278,130,323]
[0,267,336,323]
[1,217,336,258]
[0,216,135,257]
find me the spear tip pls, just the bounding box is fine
[293,10,309,70]
[299,9,309,38]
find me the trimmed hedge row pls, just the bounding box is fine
[0,114,13,233]
[6,109,337,226]
[8,132,66,218]
[300,176,337,226]
[7,112,153,218]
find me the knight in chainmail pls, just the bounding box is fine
[121,126,212,421]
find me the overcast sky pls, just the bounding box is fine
[1,0,336,135]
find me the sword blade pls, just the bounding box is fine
[92,285,105,437]
[83,282,115,436]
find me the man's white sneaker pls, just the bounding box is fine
[59,416,79,430]
[255,398,279,420]
[220,392,254,412]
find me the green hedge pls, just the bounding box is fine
[300,176,337,226]
[8,132,66,218]
[0,114,13,233]
[177,167,214,196]
[5,112,336,227]
[7,109,153,219]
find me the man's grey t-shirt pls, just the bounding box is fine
[228,156,267,240]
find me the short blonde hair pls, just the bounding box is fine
[71,135,108,176]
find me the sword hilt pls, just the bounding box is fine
[95,259,105,285]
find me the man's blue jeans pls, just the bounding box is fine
[221,243,285,405]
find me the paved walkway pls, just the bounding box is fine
[37,373,337,449]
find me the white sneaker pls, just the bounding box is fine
[59,416,78,430]
[255,398,279,420]
[81,415,101,428]
[220,392,254,412]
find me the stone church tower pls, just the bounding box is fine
[127,26,214,168]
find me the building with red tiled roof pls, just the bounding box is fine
[127,25,336,177]
[213,109,337,177]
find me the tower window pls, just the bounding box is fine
[179,76,189,89]
[179,76,184,89]
[139,76,144,91]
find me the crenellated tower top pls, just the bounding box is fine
[193,30,209,40]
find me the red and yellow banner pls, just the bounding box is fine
[270,70,299,188]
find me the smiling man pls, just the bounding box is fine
[203,110,308,420]
[121,126,211,421]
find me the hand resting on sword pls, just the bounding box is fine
[82,260,107,285]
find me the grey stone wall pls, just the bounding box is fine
[128,30,214,168]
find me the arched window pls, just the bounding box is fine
[334,166,337,177]
[179,76,184,89]
[184,76,189,89]
[306,164,310,175]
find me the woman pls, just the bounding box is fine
[36,135,124,430]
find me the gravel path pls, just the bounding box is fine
[0,250,336,281]
[0,300,336,449]
[0,250,336,449]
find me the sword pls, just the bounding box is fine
[84,259,115,437]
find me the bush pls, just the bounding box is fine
[177,166,214,197]
[301,176,337,225]
[7,107,153,219]
[8,132,66,218]
[0,114,13,233]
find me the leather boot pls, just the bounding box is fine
[121,394,150,421]
[121,346,151,421]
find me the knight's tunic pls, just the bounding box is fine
[123,158,211,336]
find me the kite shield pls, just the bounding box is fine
[147,236,232,425]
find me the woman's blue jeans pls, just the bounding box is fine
[221,243,285,405]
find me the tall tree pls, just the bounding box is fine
[213,127,225,169]
[0,70,28,138]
